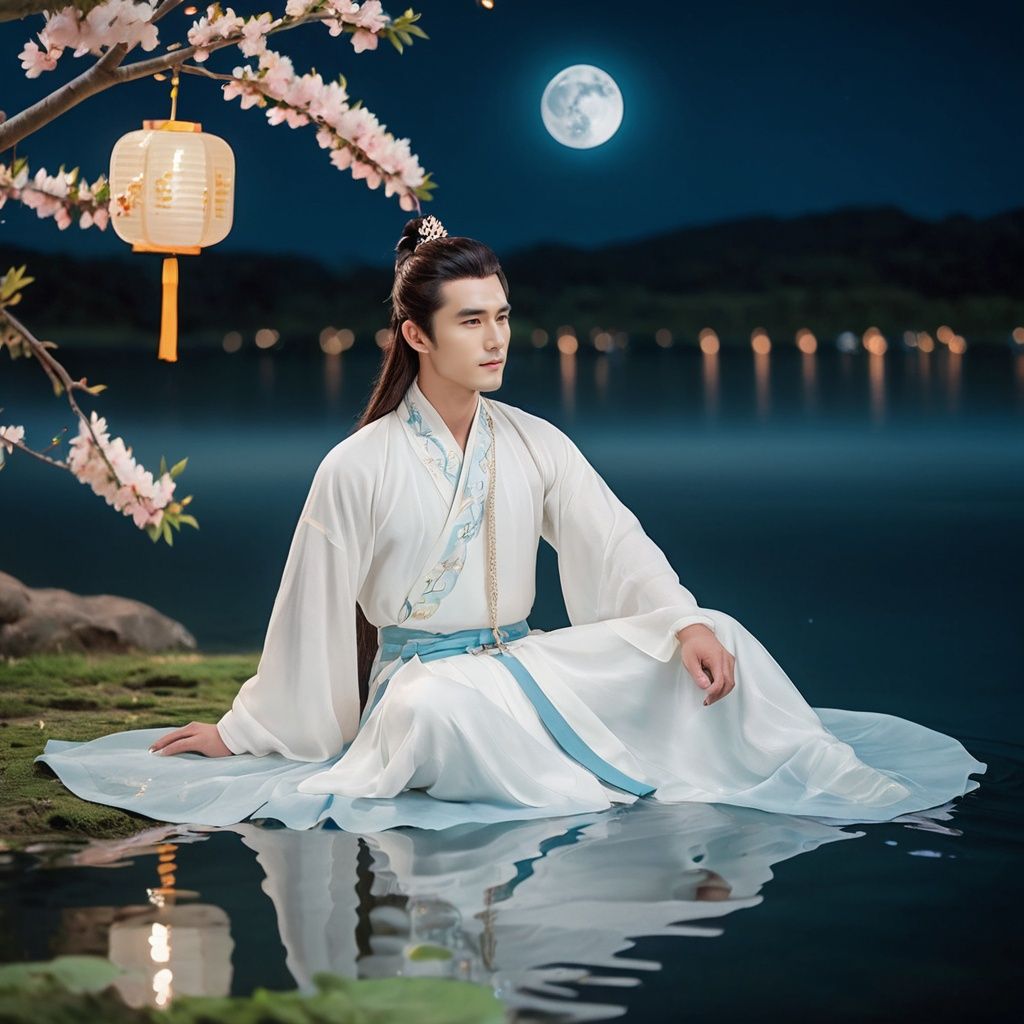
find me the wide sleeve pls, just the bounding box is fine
[536,419,717,663]
[215,445,375,760]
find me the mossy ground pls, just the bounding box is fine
[0,651,255,849]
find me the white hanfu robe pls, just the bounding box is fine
[36,376,986,832]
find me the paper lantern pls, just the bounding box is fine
[109,117,234,361]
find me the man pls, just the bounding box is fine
[42,216,985,830]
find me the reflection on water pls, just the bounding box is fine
[1,797,977,1021]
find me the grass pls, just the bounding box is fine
[0,651,257,849]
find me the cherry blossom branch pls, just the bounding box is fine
[2,302,123,480]
[115,11,348,81]
[0,41,128,151]
[1,2,425,154]
[177,55,432,208]
[0,428,66,470]
[1,159,111,230]
[0,269,196,542]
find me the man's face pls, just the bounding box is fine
[409,275,511,394]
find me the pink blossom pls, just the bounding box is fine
[222,78,264,110]
[351,28,379,53]
[18,38,60,78]
[350,160,382,188]
[24,1,160,75]
[353,0,388,32]
[213,7,246,39]
[1,162,110,232]
[0,425,26,454]
[329,147,354,171]
[41,10,81,50]
[217,33,427,209]
[186,16,217,61]
[239,12,276,57]
[266,105,309,128]
[67,411,176,531]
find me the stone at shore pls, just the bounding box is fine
[0,571,196,655]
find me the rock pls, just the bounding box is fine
[0,571,197,656]
[0,574,30,624]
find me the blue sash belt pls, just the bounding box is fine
[358,619,655,798]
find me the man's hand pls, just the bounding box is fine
[677,623,736,707]
[149,722,235,758]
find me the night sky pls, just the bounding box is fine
[1,0,1021,269]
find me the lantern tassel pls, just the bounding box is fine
[158,256,178,362]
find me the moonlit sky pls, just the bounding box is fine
[1,0,1021,269]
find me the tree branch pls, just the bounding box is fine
[0,12,338,151]
[116,13,334,83]
[0,41,129,152]
[0,0,70,24]
[151,0,184,21]
[0,435,67,470]
[1,306,122,481]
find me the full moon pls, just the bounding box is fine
[541,64,624,149]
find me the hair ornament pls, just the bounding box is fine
[416,214,448,247]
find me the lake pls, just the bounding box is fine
[1,340,1021,1020]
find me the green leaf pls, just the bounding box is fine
[159,455,168,476]
[308,973,506,1023]
[169,457,188,479]
[388,32,403,53]
[406,944,453,961]
[178,514,199,529]
[0,955,126,995]
[0,957,505,1024]
[0,265,35,303]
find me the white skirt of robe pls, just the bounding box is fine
[293,607,987,823]
[37,606,986,833]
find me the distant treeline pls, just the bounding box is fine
[6,204,1023,349]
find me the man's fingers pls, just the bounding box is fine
[683,652,713,689]
[149,725,195,753]
[703,654,730,706]
[706,653,737,706]
[152,736,201,757]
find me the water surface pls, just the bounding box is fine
[1,343,1020,1019]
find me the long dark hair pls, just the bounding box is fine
[351,216,510,712]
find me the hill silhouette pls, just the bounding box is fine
[5,204,1023,349]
